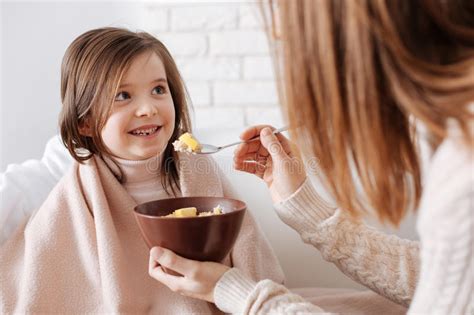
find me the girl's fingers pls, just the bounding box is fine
[149,248,160,270]
[148,248,230,303]
[148,261,182,290]
[149,247,198,279]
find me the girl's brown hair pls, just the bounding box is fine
[59,27,192,195]
[265,0,474,225]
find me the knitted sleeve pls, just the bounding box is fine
[215,178,419,314]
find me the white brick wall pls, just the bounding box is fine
[145,1,282,131]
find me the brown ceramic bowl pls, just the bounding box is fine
[133,196,246,262]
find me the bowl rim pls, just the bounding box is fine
[133,196,247,220]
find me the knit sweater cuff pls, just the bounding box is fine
[274,178,337,233]
[214,268,257,314]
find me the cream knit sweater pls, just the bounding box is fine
[215,136,473,314]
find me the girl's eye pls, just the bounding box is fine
[152,85,166,95]
[115,91,130,101]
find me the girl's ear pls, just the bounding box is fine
[78,118,93,137]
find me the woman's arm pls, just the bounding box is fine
[147,169,419,314]
[223,125,419,312]
[215,268,325,314]
[212,179,419,313]
[274,179,420,306]
[219,132,471,314]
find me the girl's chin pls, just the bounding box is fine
[135,147,167,160]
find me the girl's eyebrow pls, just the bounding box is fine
[119,78,168,88]
[152,78,168,84]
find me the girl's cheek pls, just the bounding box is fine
[166,107,176,144]
[169,100,176,120]
[167,101,176,127]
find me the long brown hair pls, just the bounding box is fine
[59,27,192,195]
[265,0,474,225]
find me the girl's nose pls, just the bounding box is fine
[135,101,158,117]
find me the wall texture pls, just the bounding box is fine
[145,2,282,130]
[0,1,282,170]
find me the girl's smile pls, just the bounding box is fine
[128,124,162,138]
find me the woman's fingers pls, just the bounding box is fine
[260,127,290,160]
[234,152,256,161]
[254,156,270,179]
[234,160,266,178]
[234,151,269,164]
[234,141,263,157]
[274,132,294,157]
[235,126,307,204]
[234,143,269,167]
[236,125,274,157]
[239,124,274,141]
[234,125,302,196]
[235,125,293,158]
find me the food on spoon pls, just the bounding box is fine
[172,132,202,153]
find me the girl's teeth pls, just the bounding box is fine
[132,127,158,135]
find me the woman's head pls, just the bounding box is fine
[59,27,191,193]
[265,0,474,224]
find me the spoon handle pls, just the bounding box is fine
[220,126,288,150]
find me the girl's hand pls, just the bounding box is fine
[234,125,307,203]
[148,247,230,303]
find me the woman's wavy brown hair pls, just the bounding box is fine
[264,0,474,225]
[59,27,192,195]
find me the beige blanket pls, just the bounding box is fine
[0,155,284,314]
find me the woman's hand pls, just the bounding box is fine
[148,247,230,303]
[234,125,307,203]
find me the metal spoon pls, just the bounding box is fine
[196,126,288,155]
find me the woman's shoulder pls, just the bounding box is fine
[417,135,472,233]
[426,135,472,188]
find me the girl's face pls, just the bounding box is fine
[101,51,176,160]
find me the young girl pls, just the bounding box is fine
[0,27,284,313]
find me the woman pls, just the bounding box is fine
[148,0,473,314]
